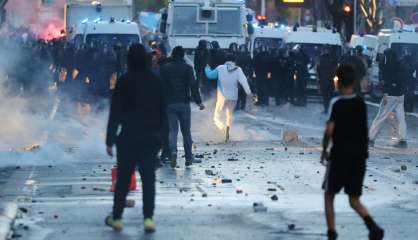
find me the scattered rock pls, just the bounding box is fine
[253,202,267,212]
[268,188,277,192]
[222,179,232,184]
[271,195,278,201]
[236,189,243,194]
[195,154,204,159]
[19,207,28,213]
[299,152,304,155]
[282,129,299,143]
[288,224,296,231]
[53,214,59,219]
[23,226,29,231]
[401,165,407,171]
[205,170,215,176]
[227,158,239,162]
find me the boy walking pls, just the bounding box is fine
[321,65,384,240]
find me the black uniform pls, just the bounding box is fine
[236,47,253,110]
[400,54,416,112]
[317,52,338,112]
[271,49,288,105]
[253,50,270,106]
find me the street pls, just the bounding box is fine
[1,100,417,240]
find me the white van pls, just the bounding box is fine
[72,20,142,47]
[250,26,288,57]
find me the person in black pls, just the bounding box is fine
[321,65,384,240]
[271,48,288,105]
[290,45,309,106]
[400,50,416,113]
[236,44,253,110]
[194,40,210,97]
[160,46,205,168]
[317,46,338,113]
[105,43,164,233]
[253,46,270,106]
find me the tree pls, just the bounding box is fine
[358,0,384,34]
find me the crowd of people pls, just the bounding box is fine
[1,28,416,239]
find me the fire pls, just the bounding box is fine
[38,21,65,40]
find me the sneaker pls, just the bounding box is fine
[170,152,177,168]
[369,226,384,240]
[394,140,407,149]
[185,158,193,167]
[225,126,230,142]
[144,218,156,233]
[327,229,338,240]
[105,215,123,231]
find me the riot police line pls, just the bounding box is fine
[1,28,416,115]
[193,40,417,114]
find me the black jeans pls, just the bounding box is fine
[113,143,157,220]
[167,103,193,160]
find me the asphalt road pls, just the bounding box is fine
[0,101,417,240]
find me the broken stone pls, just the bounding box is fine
[288,224,296,230]
[195,154,204,159]
[268,188,277,192]
[299,152,304,155]
[125,199,135,208]
[23,226,29,231]
[19,207,28,213]
[401,165,407,171]
[236,189,243,194]
[271,195,278,201]
[282,129,299,143]
[227,158,239,161]
[222,179,232,184]
[253,202,267,212]
[205,170,215,176]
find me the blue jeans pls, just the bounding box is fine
[166,103,193,160]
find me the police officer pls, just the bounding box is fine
[400,49,416,113]
[236,44,253,110]
[253,45,270,106]
[317,46,338,113]
[194,40,210,96]
[271,48,288,105]
[291,45,309,106]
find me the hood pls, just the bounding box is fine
[225,61,238,72]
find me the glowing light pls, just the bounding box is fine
[81,18,88,24]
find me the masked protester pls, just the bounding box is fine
[369,48,407,148]
[317,46,338,113]
[205,53,252,141]
[105,43,165,233]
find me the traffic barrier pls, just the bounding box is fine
[110,166,137,192]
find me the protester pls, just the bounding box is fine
[369,48,407,148]
[205,53,252,141]
[160,46,205,168]
[105,43,165,233]
[321,64,384,240]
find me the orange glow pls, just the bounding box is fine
[343,5,351,13]
[38,21,65,40]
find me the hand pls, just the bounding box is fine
[106,145,114,157]
[320,151,329,163]
[382,95,388,106]
[198,104,205,110]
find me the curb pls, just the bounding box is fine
[0,202,18,240]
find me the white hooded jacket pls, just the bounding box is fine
[205,61,252,101]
